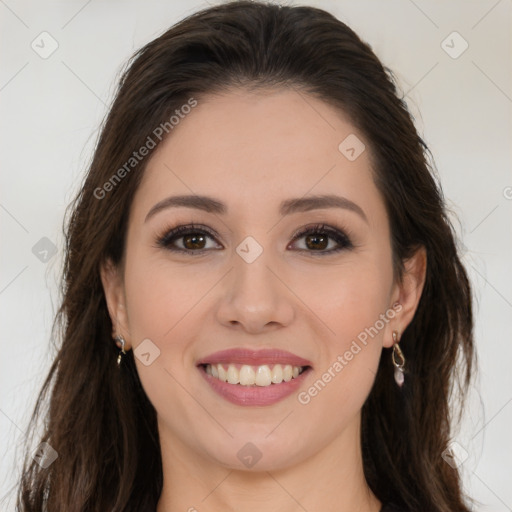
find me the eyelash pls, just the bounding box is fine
[155,222,354,256]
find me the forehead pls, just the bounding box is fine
[132,87,385,224]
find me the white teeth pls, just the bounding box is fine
[204,363,305,386]
[239,365,255,385]
[227,364,239,384]
[218,364,227,382]
[255,365,272,386]
[271,364,283,383]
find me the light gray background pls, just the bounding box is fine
[1,1,511,510]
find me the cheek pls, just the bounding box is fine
[120,251,210,420]
[297,254,393,394]
[298,252,394,337]
[328,272,392,343]
[296,269,391,415]
[123,250,209,341]
[122,252,207,414]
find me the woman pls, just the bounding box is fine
[15,1,476,511]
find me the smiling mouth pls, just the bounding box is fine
[200,363,311,387]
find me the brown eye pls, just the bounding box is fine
[182,233,207,250]
[157,224,221,254]
[289,223,353,254]
[304,233,329,251]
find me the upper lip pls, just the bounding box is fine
[196,348,313,368]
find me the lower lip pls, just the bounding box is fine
[198,365,312,406]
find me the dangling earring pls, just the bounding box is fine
[391,330,405,387]
[115,335,127,367]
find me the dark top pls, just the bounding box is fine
[380,503,408,512]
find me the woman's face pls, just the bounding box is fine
[102,87,424,471]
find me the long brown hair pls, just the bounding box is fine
[13,2,476,510]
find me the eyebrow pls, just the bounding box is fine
[144,193,368,223]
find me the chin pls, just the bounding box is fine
[200,433,312,472]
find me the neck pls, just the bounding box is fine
[156,414,382,512]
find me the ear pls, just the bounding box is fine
[100,258,131,349]
[383,246,427,348]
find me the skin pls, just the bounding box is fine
[101,87,426,512]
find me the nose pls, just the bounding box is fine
[215,246,295,334]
